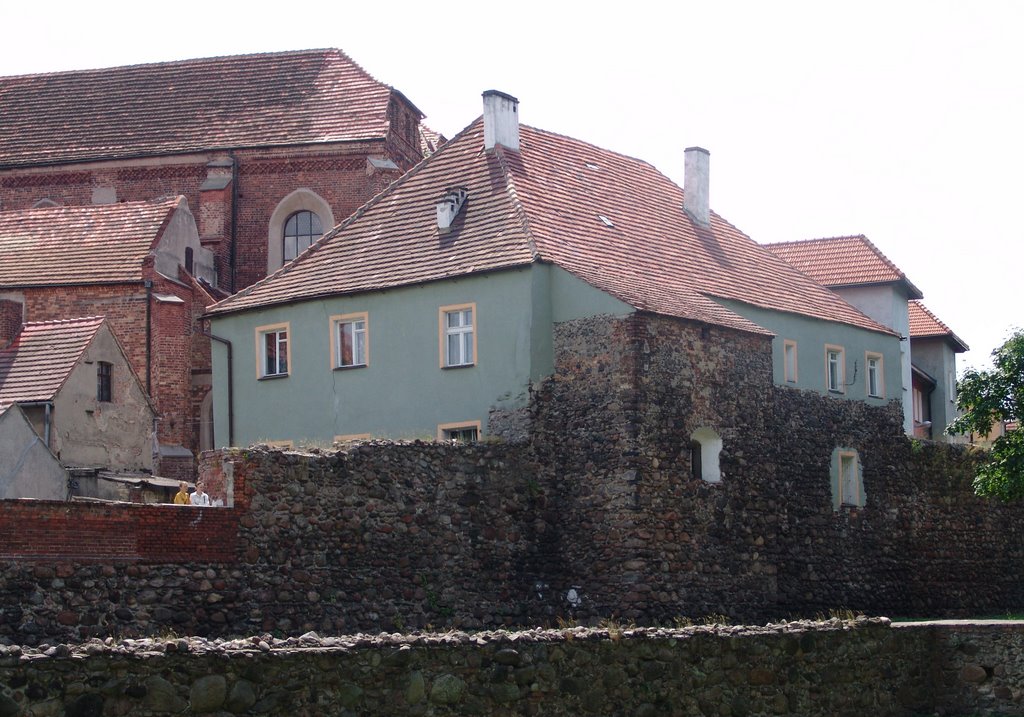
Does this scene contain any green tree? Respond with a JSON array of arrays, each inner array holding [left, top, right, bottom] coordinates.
[[947, 329, 1024, 499]]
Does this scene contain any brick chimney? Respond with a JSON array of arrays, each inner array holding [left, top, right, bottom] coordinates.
[[684, 146, 710, 227], [482, 90, 519, 152], [0, 298, 24, 349]]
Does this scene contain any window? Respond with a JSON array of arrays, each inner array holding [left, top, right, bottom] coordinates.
[[866, 352, 884, 398], [783, 340, 798, 384], [331, 313, 368, 369], [832, 448, 865, 509], [948, 371, 956, 403], [825, 345, 845, 393], [438, 421, 481, 443], [440, 303, 476, 367], [97, 362, 112, 402], [283, 210, 323, 263], [255, 323, 290, 378], [689, 427, 723, 483]]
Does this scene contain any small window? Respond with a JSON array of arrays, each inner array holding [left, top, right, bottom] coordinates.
[[184, 247, 194, 275], [826, 345, 845, 393], [783, 340, 798, 384], [832, 448, 865, 509], [440, 304, 476, 367], [438, 421, 481, 443], [256, 323, 290, 378], [689, 427, 723, 483], [866, 352, 884, 398], [331, 313, 368, 369], [948, 371, 956, 403], [283, 210, 323, 263], [97, 362, 112, 402]]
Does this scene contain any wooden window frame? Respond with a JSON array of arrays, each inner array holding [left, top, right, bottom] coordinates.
[[825, 344, 845, 394], [783, 339, 798, 384], [255, 322, 291, 379], [865, 351, 885, 398], [330, 312, 369, 370], [439, 303, 477, 368]]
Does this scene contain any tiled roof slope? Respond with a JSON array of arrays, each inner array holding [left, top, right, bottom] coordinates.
[[909, 300, 969, 352], [0, 197, 180, 287], [208, 120, 893, 337], [0, 317, 104, 409], [0, 49, 409, 168], [766, 235, 924, 299]]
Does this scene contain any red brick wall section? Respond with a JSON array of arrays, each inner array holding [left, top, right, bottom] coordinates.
[[0, 500, 239, 563], [0, 298, 22, 347]]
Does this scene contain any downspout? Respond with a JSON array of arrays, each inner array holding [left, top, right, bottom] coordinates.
[[229, 152, 239, 293], [144, 279, 153, 395], [199, 323, 234, 447]]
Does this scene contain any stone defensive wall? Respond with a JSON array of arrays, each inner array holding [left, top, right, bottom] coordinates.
[[0, 620, 1022, 716], [1, 313, 1022, 646]]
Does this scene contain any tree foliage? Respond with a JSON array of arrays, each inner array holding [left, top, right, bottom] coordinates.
[[947, 329, 1024, 500]]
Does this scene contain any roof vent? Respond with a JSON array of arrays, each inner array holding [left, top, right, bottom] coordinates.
[[436, 186, 468, 233], [482, 90, 520, 152], [683, 146, 710, 227]]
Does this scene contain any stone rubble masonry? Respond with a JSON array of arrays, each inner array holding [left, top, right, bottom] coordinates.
[[0, 312, 1022, 648], [0, 620, 1022, 716]]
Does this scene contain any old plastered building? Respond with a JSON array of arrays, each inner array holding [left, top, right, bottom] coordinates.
[[0, 48, 435, 293], [0, 198, 215, 477]]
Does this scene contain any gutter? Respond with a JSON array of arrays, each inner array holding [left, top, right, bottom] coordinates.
[[199, 323, 234, 447]]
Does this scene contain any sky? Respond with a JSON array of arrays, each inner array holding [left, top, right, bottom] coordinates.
[[3, 1, 1021, 370]]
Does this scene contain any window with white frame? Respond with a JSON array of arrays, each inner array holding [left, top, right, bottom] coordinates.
[[283, 210, 323, 263], [783, 340, 798, 384], [826, 345, 845, 393], [256, 323, 290, 378], [689, 427, 723, 483], [438, 421, 481, 443], [866, 352, 884, 398], [440, 304, 476, 367], [832, 448, 865, 509], [948, 371, 956, 403], [331, 313, 368, 369]]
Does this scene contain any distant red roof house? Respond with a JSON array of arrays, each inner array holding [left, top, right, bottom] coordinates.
[[765, 235, 923, 299], [0, 317, 155, 471], [909, 300, 969, 352], [0, 49, 434, 291], [0, 198, 217, 478]]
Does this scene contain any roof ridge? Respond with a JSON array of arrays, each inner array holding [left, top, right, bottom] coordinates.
[[523, 124, 660, 173], [0, 48, 347, 81]]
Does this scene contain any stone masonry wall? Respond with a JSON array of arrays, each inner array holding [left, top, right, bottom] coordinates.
[[5, 620, 1024, 717], [2, 312, 1024, 647]]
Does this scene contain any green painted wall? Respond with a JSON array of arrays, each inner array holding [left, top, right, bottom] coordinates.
[[210, 265, 632, 448], [715, 299, 903, 408]]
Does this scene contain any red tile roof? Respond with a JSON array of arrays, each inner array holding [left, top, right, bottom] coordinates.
[[765, 235, 923, 299], [0, 197, 181, 286], [0, 49, 415, 168], [909, 300, 969, 352], [208, 119, 893, 337], [0, 317, 105, 409]]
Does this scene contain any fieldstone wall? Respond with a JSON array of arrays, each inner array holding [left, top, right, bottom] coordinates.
[[4, 619, 1024, 717], [2, 312, 1024, 645]]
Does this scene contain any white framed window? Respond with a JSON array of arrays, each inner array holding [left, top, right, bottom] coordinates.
[[438, 421, 481, 443], [866, 352, 884, 398], [255, 323, 290, 378], [283, 210, 323, 263], [331, 313, 368, 369], [825, 345, 845, 393], [689, 427, 723, 483], [783, 340, 798, 384], [831, 448, 864, 510], [948, 371, 956, 403], [439, 303, 476, 368]]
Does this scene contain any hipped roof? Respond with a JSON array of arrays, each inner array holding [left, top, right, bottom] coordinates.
[[209, 118, 893, 338]]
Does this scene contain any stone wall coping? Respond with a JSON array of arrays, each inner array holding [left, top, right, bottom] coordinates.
[[0, 617, 892, 661]]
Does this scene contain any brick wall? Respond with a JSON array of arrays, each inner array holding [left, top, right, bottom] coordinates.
[[0, 297, 21, 347]]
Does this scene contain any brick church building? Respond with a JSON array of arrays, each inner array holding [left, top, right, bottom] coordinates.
[[0, 49, 437, 474]]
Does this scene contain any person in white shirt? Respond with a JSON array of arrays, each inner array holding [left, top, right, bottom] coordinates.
[[190, 481, 211, 506]]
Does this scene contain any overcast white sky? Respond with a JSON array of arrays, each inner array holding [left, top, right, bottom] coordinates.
[[4, 1, 1020, 369]]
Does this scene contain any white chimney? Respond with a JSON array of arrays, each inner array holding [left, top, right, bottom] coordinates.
[[683, 146, 710, 227], [436, 187, 468, 233], [482, 90, 519, 152]]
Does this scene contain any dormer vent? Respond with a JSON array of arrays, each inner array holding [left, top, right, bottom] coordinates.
[[436, 186, 468, 233], [482, 90, 520, 152]]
